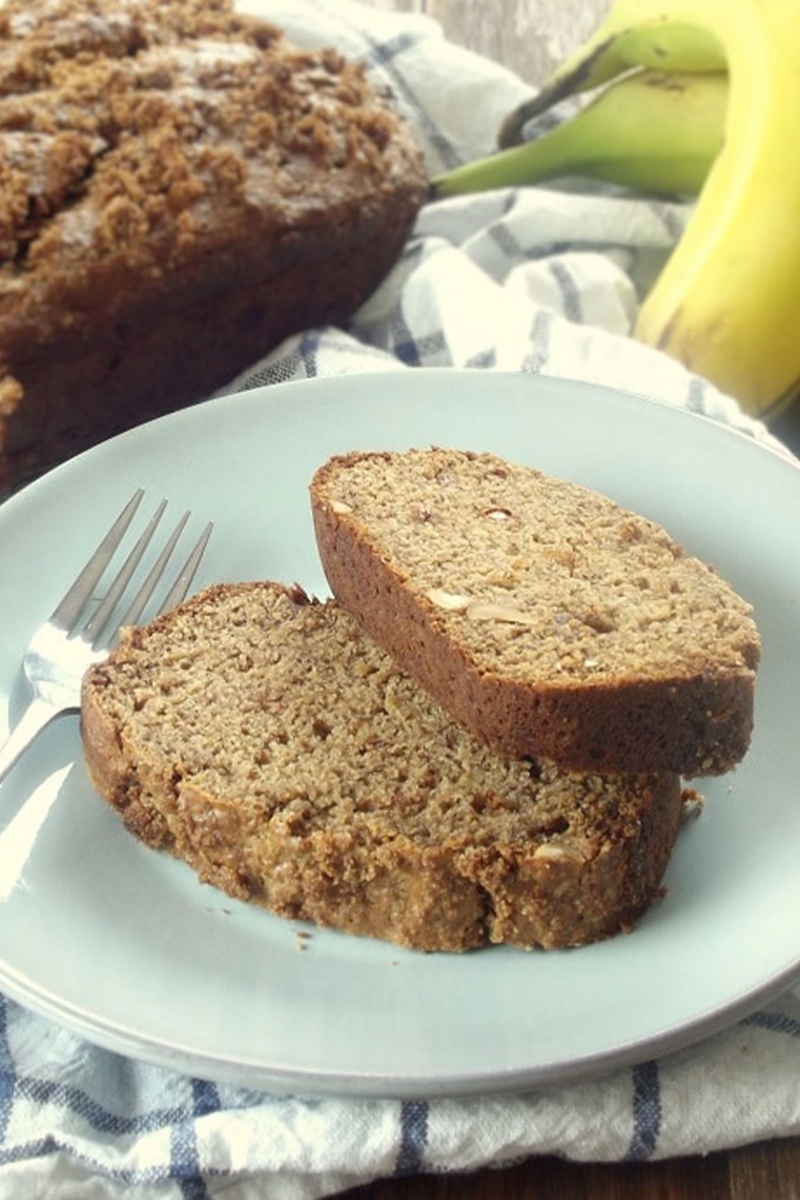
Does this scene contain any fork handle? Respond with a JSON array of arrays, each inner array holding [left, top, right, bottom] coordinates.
[[0, 697, 67, 787]]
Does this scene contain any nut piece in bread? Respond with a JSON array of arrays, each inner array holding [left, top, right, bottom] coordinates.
[[80, 581, 685, 952], [310, 448, 761, 775]]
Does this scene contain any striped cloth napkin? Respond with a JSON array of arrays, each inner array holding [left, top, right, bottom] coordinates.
[[2, 2, 799, 1198]]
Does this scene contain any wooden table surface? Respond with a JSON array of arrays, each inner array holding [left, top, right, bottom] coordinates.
[[351, 2, 800, 1198]]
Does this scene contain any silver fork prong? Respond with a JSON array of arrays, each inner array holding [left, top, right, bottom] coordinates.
[[81, 499, 168, 643], [157, 521, 214, 616], [50, 489, 145, 631], [112, 510, 191, 635]]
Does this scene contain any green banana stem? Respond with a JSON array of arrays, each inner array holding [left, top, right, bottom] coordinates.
[[431, 70, 727, 200], [498, 21, 725, 148]]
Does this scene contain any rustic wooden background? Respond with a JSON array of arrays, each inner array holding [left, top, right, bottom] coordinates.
[[360, 0, 611, 87]]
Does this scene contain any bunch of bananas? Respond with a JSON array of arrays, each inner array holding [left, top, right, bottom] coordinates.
[[431, 0, 800, 421]]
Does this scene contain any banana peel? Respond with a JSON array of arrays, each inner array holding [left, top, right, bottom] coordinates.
[[498, 22, 725, 149], [432, 70, 726, 200]]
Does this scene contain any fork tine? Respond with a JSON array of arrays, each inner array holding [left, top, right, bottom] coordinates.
[[50, 489, 144, 630], [110, 513, 213, 640], [156, 521, 214, 616], [115, 509, 190, 632], [81, 499, 168, 642]]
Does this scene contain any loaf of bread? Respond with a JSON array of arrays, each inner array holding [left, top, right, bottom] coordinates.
[[310, 448, 761, 776], [0, 0, 427, 493], [80, 581, 686, 952]]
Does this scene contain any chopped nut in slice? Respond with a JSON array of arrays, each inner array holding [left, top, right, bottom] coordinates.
[[427, 588, 472, 611], [532, 842, 586, 864], [465, 601, 535, 625]]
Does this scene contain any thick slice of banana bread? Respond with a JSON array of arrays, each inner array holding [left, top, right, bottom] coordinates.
[[310, 448, 761, 776], [80, 581, 685, 952]]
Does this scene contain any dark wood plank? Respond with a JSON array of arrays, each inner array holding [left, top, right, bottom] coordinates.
[[342, 1139, 800, 1200], [341, 1150, 731, 1200], [729, 1139, 800, 1200]]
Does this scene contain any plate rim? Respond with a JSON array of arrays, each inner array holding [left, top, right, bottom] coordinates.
[[1, 367, 798, 1098]]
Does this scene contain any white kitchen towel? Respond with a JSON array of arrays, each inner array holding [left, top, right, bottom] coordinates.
[[1, 2, 798, 1198]]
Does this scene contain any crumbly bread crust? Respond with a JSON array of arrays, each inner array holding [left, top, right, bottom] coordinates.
[[310, 448, 761, 776], [0, 0, 426, 492], [80, 581, 685, 952]]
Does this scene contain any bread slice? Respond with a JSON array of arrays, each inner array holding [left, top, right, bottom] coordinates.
[[80, 581, 685, 952], [310, 448, 761, 776]]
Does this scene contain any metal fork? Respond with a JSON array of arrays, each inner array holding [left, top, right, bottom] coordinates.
[[0, 490, 213, 785]]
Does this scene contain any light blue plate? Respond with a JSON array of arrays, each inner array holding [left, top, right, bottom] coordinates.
[[0, 369, 796, 1097]]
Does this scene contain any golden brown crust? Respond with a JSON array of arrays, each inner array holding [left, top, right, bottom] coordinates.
[[0, 0, 427, 492], [310, 448, 761, 776], [81, 580, 685, 953]]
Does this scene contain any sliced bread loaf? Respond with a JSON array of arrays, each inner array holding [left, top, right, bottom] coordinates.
[[310, 448, 761, 776], [0, 0, 426, 493], [80, 581, 685, 952]]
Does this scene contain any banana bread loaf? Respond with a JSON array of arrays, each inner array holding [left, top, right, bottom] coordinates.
[[80, 581, 686, 952], [0, 0, 427, 493], [310, 448, 761, 776]]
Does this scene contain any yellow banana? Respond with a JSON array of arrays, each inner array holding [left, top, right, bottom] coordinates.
[[502, 0, 800, 420], [432, 70, 726, 200], [633, 0, 800, 418]]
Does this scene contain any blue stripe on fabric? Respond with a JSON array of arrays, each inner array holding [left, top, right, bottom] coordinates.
[[180, 1180, 211, 1200], [312, 0, 460, 169], [489, 222, 525, 263], [1, 1133, 183, 1187], [170, 1116, 204, 1197], [395, 1099, 429, 1175], [466, 347, 497, 369], [625, 1061, 662, 1161], [17, 1074, 183, 1138], [521, 309, 554, 375], [299, 330, 320, 378], [2, 1055, 219, 1194], [742, 1010, 800, 1039], [547, 259, 583, 324], [391, 321, 448, 367], [0, 996, 15, 1147], [370, 31, 423, 66], [391, 309, 421, 365], [191, 1078, 221, 1119], [168, 1079, 221, 1200]]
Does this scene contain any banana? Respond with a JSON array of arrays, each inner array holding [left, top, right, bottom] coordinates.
[[500, 0, 800, 420], [432, 70, 726, 200], [498, 16, 726, 149], [633, 0, 800, 418]]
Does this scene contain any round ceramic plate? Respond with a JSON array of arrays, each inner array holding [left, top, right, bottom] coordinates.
[[0, 370, 797, 1098]]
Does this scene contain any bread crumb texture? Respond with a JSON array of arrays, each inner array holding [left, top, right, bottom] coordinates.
[[81, 581, 686, 953], [310, 448, 761, 774], [0, 0, 426, 490]]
